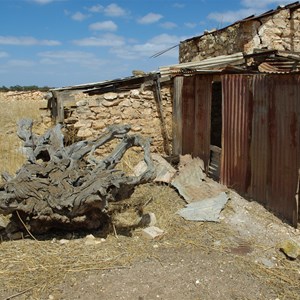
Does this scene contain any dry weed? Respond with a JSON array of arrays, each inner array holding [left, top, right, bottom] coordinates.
[[0, 96, 46, 179]]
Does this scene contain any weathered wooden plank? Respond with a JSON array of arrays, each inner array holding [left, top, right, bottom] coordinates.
[[172, 76, 183, 155]]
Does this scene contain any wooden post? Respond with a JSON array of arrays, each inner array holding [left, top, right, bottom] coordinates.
[[52, 91, 65, 124], [153, 75, 171, 155], [172, 76, 183, 155]]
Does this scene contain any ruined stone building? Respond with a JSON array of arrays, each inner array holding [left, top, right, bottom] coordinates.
[[47, 2, 300, 227], [179, 2, 300, 62]]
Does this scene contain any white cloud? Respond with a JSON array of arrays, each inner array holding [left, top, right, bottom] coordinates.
[[173, 3, 185, 8], [208, 0, 293, 24], [185, 22, 197, 28], [208, 8, 258, 23], [38, 51, 107, 69], [0, 36, 60, 46], [111, 33, 184, 59], [30, 0, 54, 4], [104, 3, 126, 17], [7, 59, 35, 67], [241, 0, 292, 9], [72, 12, 90, 21], [160, 22, 177, 29], [138, 13, 163, 24], [72, 34, 125, 47], [0, 51, 9, 58], [89, 21, 117, 31], [30, 0, 63, 4], [86, 4, 103, 13]]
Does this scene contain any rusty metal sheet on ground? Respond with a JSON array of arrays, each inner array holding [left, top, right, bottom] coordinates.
[[177, 192, 229, 222], [171, 157, 206, 203]]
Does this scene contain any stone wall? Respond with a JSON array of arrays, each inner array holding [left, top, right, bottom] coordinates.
[[179, 7, 300, 62], [62, 83, 173, 154], [0, 91, 46, 102]]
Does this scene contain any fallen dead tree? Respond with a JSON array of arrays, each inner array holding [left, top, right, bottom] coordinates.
[[0, 119, 155, 235]]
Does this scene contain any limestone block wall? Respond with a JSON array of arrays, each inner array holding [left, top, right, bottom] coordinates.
[[179, 7, 300, 63], [63, 84, 173, 154]]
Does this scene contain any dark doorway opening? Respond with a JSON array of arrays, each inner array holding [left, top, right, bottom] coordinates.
[[209, 81, 222, 180], [210, 81, 222, 148]]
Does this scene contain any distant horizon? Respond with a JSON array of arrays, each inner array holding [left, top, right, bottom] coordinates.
[[0, 0, 293, 87]]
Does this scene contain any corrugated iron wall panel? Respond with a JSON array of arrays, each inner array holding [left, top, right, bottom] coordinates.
[[193, 75, 213, 171], [174, 72, 299, 226], [221, 74, 252, 193], [264, 75, 300, 225], [250, 75, 270, 205], [221, 74, 300, 226], [181, 76, 196, 155]]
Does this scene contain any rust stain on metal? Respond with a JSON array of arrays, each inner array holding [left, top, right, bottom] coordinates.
[[173, 72, 299, 226], [250, 75, 270, 205], [181, 76, 196, 155], [180, 75, 213, 171], [221, 74, 252, 194], [221, 74, 300, 226], [193, 75, 213, 172], [265, 75, 300, 226]]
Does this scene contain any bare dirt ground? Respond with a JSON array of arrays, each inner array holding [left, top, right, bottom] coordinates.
[[0, 93, 299, 300]]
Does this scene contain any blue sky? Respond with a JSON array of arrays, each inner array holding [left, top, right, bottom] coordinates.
[[0, 0, 293, 87]]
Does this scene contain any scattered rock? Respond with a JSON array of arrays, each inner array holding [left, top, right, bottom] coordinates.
[[59, 239, 69, 245], [256, 257, 276, 268], [172, 157, 206, 203], [84, 234, 103, 245], [141, 226, 164, 239], [177, 192, 229, 222], [279, 239, 300, 259]]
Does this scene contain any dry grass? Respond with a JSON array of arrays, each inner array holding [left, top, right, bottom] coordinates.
[[0, 183, 299, 299], [0, 94, 299, 299], [0, 96, 45, 179]]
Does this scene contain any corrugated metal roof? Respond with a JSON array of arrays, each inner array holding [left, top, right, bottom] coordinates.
[[258, 59, 300, 73], [160, 52, 245, 76], [160, 50, 300, 77], [51, 72, 158, 93]]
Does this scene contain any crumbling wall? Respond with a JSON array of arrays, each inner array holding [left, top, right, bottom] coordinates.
[[180, 7, 300, 63], [61, 84, 173, 154]]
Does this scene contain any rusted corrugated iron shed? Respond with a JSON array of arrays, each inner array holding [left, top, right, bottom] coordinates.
[[222, 74, 300, 226], [173, 73, 300, 227]]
